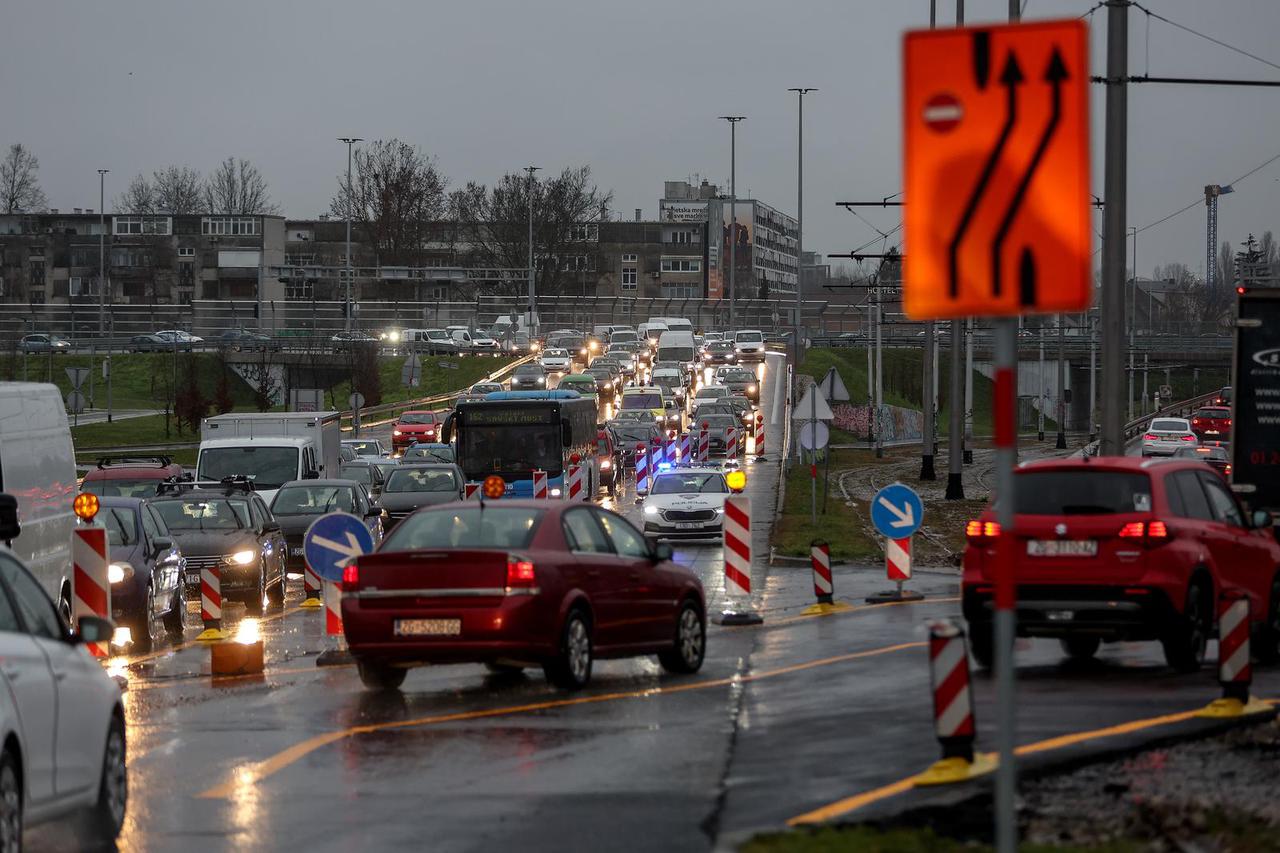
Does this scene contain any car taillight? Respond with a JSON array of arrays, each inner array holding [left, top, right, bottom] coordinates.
[[342, 562, 359, 590], [1192, 418, 1201, 425], [506, 554, 536, 588], [1180, 435, 1196, 442], [1143, 433, 1158, 441], [965, 520, 1001, 541], [1118, 520, 1170, 544], [1118, 521, 1145, 538], [1226, 464, 1233, 475]]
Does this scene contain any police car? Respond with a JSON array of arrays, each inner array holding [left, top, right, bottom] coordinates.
[[641, 466, 742, 541]]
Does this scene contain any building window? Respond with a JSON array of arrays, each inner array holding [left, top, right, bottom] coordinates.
[[667, 229, 695, 245], [661, 283, 698, 298], [567, 223, 599, 242], [201, 216, 259, 236], [563, 255, 592, 271], [621, 253, 638, 263], [113, 215, 172, 236], [29, 289, 44, 304], [660, 258, 701, 273], [177, 247, 195, 257], [28, 259, 44, 284], [176, 290, 193, 305], [286, 253, 315, 267], [178, 261, 195, 285], [286, 279, 314, 301], [621, 266, 637, 290]]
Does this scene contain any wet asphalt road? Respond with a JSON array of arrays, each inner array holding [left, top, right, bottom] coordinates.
[[31, 353, 1280, 852]]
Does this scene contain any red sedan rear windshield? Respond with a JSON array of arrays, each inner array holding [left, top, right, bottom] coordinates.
[[1193, 408, 1230, 419], [1011, 470, 1152, 515], [382, 507, 545, 551], [399, 412, 438, 425]]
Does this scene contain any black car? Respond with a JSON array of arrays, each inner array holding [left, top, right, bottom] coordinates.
[[128, 334, 168, 353], [586, 366, 621, 400], [99, 496, 186, 652], [702, 341, 737, 365], [609, 423, 663, 468], [379, 464, 464, 529], [509, 363, 549, 391], [269, 479, 385, 572], [150, 481, 287, 613], [339, 460, 388, 500], [547, 333, 589, 366], [219, 328, 281, 352]]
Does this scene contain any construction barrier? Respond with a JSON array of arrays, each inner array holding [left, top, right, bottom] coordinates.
[[301, 564, 323, 609], [324, 579, 343, 636], [666, 432, 678, 467], [635, 444, 650, 494], [566, 464, 585, 501], [1199, 590, 1269, 718], [464, 482, 481, 500], [726, 426, 738, 460], [678, 432, 691, 465], [72, 526, 110, 658], [533, 469, 548, 499], [716, 495, 762, 625], [755, 411, 766, 458], [652, 437, 666, 469], [698, 426, 710, 463], [914, 619, 995, 786], [198, 564, 227, 641], [811, 540, 833, 605], [887, 537, 912, 581]]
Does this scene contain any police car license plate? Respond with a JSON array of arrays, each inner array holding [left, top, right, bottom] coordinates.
[[394, 618, 460, 637], [1027, 540, 1097, 557]]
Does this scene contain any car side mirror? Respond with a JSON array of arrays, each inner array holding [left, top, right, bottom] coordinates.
[[0, 494, 20, 544], [262, 520, 281, 533], [73, 615, 115, 646], [365, 507, 381, 519], [651, 541, 674, 563], [1252, 509, 1272, 530], [152, 535, 173, 553]]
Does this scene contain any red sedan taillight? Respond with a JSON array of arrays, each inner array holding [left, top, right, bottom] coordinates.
[[506, 554, 536, 589], [342, 561, 360, 591]]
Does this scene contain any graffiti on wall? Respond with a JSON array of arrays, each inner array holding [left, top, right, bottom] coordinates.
[[832, 403, 924, 442]]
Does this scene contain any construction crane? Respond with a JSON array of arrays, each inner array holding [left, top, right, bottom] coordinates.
[[1204, 183, 1234, 289]]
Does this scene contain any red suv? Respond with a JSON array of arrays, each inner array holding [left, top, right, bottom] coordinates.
[[1190, 406, 1232, 440], [391, 410, 443, 453], [962, 457, 1280, 672], [80, 455, 185, 497]]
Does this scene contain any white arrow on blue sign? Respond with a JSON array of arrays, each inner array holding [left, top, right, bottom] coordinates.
[[303, 512, 375, 582], [870, 482, 924, 539]]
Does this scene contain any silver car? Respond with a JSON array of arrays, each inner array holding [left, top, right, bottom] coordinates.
[[1141, 417, 1198, 457], [378, 463, 464, 529]]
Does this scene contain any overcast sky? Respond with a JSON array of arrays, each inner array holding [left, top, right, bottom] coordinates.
[[3, 0, 1278, 278]]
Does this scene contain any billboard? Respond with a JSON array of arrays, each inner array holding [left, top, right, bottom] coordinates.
[[720, 202, 754, 302], [660, 201, 709, 223]]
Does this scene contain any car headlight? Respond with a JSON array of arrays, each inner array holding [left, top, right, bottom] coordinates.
[[392, 429, 402, 436], [748, 385, 757, 393], [713, 507, 725, 515], [580, 348, 588, 355], [600, 459, 612, 470], [550, 488, 562, 497], [644, 505, 660, 515], [108, 562, 134, 584], [226, 549, 257, 566], [537, 377, 546, 385]]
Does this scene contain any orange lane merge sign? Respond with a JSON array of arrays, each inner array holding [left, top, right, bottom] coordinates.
[[903, 19, 1092, 320]]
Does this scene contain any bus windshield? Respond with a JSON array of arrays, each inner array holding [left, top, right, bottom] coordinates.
[[460, 424, 564, 475]]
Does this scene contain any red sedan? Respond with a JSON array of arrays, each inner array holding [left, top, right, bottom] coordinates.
[[962, 457, 1280, 672], [391, 410, 444, 452], [1189, 406, 1232, 440], [342, 500, 707, 690]]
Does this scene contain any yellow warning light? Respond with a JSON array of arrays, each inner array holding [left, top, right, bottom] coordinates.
[[73, 492, 100, 521]]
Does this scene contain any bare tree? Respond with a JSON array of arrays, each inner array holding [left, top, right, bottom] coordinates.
[[0, 144, 47, 213], [329, 139, 447, 266], [154, 166, 203, 213], [204, 157, 279, 215], [451, 165, 613, 297], [115, 173, 156, 214]]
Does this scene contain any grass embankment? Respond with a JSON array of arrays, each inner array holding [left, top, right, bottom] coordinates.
[[3, 352, 259, 410], [325, 355, 516, 411], [743, 826, 1143, 853], [772, 447, 885, 563]]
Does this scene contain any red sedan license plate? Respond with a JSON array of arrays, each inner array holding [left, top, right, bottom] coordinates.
[[394, 618, 461, 637], [1027, 540, 1098, 557]]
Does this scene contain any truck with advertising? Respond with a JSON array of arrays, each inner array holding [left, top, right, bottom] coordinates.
[[197, 411, 341, 505], [1230, 287, 1280, 513]]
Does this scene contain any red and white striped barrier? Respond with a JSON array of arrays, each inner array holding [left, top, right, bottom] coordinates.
[[666, 433, 677, 467], [811, 540, 833, 605], [716, 495, 762, 625], [887, 537, 912, 581], [1218, 591, 1250, 701], [678, 432, 691, 465], [532, 469, 548, 499], [725, 426, 738, 459], [200, 565, 223, 637], [698, 426, 710, 464], [324, 579, 343, 636], [652, 438, 666, 468], [928, 619, 976, 761], [565, 464, 585, 501], [635, 444, 650, 493], [302, 563, 323, 607], [464, 482, 482, 500], [72, 527, 110, 658]]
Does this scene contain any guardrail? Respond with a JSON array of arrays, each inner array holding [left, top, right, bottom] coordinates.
[[1077, 389, 1223, 456]]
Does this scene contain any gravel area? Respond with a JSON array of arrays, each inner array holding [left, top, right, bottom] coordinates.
[[1021, 719, 1280, 850]]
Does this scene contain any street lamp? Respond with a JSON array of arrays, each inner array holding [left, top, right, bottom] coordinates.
[[97, 169, 109, 337], [525, 166, 540, 332], [788, 89, 815, 367], [719, 116, 745, 330], [337, 137, 362, 331]]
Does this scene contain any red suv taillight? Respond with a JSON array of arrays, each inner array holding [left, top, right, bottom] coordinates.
[[965, 520, 1001, 542], [506, 554, 536, 588], [1118, 520, 1171, 545], [342, 562, 359, 591]]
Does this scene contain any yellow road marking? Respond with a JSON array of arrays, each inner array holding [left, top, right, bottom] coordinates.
[[768, 595, 960, 627], [112, 602, 304, 668], [787, 704, 1235, 826], [198, 640, 924, 799]]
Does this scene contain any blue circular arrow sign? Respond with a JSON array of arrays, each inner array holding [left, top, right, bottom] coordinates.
[[870, 482, 924, 540], [303, 512, 376, 582]]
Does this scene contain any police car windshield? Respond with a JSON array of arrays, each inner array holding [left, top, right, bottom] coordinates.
[[650, 473, 727, 495]]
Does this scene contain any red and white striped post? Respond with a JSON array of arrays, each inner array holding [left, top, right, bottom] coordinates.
[[678, 432, 691, 466], [651, 437, 665, 469], [532, 469, 548, 499], [698, 424, 710, 464], [198, 564, 226, 640], [888, 537, 912, 582], [928, 619, 976, 762], [464, 482, 481, 500], [754, 411, 766, 458], [72, 526, 110, 658], [565, 463, 585, 501], [324, 579, 343, 636], [725, 426, 738, 460], [1196, 589, 1268, 719], [810, 539, 833, 605], [666, 431, 678, 467], [634, 443, 650, 495], [716, 495, 762, 625], [301, 562, 323, 609]]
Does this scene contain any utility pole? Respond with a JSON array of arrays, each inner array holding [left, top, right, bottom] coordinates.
[[526, 166, 540, 331], [963, 318, 974, 463], [97, 169, 108, 337], [1099, 0, 1129, 456], [338, 137, 362, 332], [789, 89, 815, 369], [1038, 327, 1046, 441], [1056, 314, 1067, 449], [720, 117, 745, 330], [921, 1, 943, 482]]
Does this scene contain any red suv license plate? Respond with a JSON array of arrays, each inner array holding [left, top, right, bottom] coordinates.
[[1027, 540, 1098, 557]]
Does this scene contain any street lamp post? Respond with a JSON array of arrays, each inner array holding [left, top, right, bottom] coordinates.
[[719, 117, 745, 330], [338, 137, 362, 332], [98, 169, 109, 337], [788, 89, 816, 368], [526, 166, 540, 332]]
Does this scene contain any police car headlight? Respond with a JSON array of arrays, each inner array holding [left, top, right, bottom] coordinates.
[[227, 550, 257, 566], [644, 505, 660, 516], [108, 562, 134, 584]]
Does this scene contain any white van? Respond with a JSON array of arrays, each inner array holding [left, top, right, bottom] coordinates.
[[637, 321, 669, 347], [656, 330, 698, 375], [651, 317, 694, 333], [402, 328, 458, 354], [198, 412, 341, 506], [0, 384, 77, 611]]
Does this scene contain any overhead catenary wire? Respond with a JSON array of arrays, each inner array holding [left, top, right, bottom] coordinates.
[[1131, 2, 1280, 74]]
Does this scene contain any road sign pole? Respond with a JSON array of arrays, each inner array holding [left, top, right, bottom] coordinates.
[[1056, 313, 1068, 448], [921, 322, 936, 480], [874, 294, 883, 458], [993, 316, 1018, 853], [963, 318, 974, 463], [946, 318, 965, 498], [1099, 0, 1129, 456], [810, 388, 817, 524]]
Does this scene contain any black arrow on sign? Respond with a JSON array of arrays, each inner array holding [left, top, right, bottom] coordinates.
[[948, 47, 1023, 299], [991, 47, 1069, 305]]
